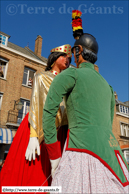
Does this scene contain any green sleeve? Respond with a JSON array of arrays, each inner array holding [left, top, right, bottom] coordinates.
[[43, 68, 77, 144], [110, 85, 115, 125]]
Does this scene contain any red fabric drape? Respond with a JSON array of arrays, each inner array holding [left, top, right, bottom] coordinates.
[[0, 114, 50, 194], [0, 113, 68, 193]]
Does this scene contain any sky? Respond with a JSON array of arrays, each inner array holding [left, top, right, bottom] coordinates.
[[1, 0, 129, 102]]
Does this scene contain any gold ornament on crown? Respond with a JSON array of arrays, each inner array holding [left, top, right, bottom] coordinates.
[[50, 44, 72, 57]]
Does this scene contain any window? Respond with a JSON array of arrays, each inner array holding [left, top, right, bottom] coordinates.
[[119, 105, 129, 115], [125, 107, 128, 114], [0, 58, 8, 79], [0, 35, 8, 46], [22, 67, 36, 87], [122, 106, 125, 113], [0, 93, 3, 110], [123, 150, 129, 163], [120, 123, 129, 137], [120, 105, 123, 113], [17, 99, 30, 124]]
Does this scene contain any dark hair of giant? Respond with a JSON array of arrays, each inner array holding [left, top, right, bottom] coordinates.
[[45, 52, 69, 71], [82, 47, 97, 64]]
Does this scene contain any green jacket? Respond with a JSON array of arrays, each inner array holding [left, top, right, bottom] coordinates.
[[43, 62, 129, 185]]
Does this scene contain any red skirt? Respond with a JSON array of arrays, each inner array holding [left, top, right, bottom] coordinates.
[[0, 113, 68, 189]]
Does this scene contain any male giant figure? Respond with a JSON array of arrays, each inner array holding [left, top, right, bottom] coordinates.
[[43, 34, 129, 193]]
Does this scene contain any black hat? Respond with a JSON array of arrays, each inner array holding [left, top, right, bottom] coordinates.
[[71, 33, 98, 54]]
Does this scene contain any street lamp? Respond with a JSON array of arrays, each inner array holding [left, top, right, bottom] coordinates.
[[13, 99, 23, 111]]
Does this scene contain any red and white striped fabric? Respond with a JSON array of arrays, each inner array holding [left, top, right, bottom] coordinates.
[[51, 143, 129, 193]]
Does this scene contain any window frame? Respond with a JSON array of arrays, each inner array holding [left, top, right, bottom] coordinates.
[[0, 35, 8, 46], [0, 57, 9, 79], [17, 98, 30, 124], [120, 122, 129, 137], [123, 150, 129, 163], [0, 93, 3, 110], [119, 105, 129, 115], [22, 67, 36, 87]]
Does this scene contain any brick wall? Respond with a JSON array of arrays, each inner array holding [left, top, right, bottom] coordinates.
[[0, 48, 46, 127], [112, 104, 129, 149]]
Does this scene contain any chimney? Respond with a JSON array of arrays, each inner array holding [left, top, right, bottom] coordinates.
[[114, 91, 118, 100], [35, 35, 43, 57], [94, 64, 99, 72]]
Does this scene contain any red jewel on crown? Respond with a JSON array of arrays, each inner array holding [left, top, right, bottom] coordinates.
[[60, 48, 62, 50], [65, 46, 67, 48], [64, 50, 66, 52]]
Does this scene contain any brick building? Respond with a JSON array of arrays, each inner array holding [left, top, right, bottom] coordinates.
[[0, 31, 47, 163], [112, 92, 129, 164]]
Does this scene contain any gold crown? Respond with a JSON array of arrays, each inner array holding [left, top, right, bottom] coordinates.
[[50, 44, 72, 57]]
